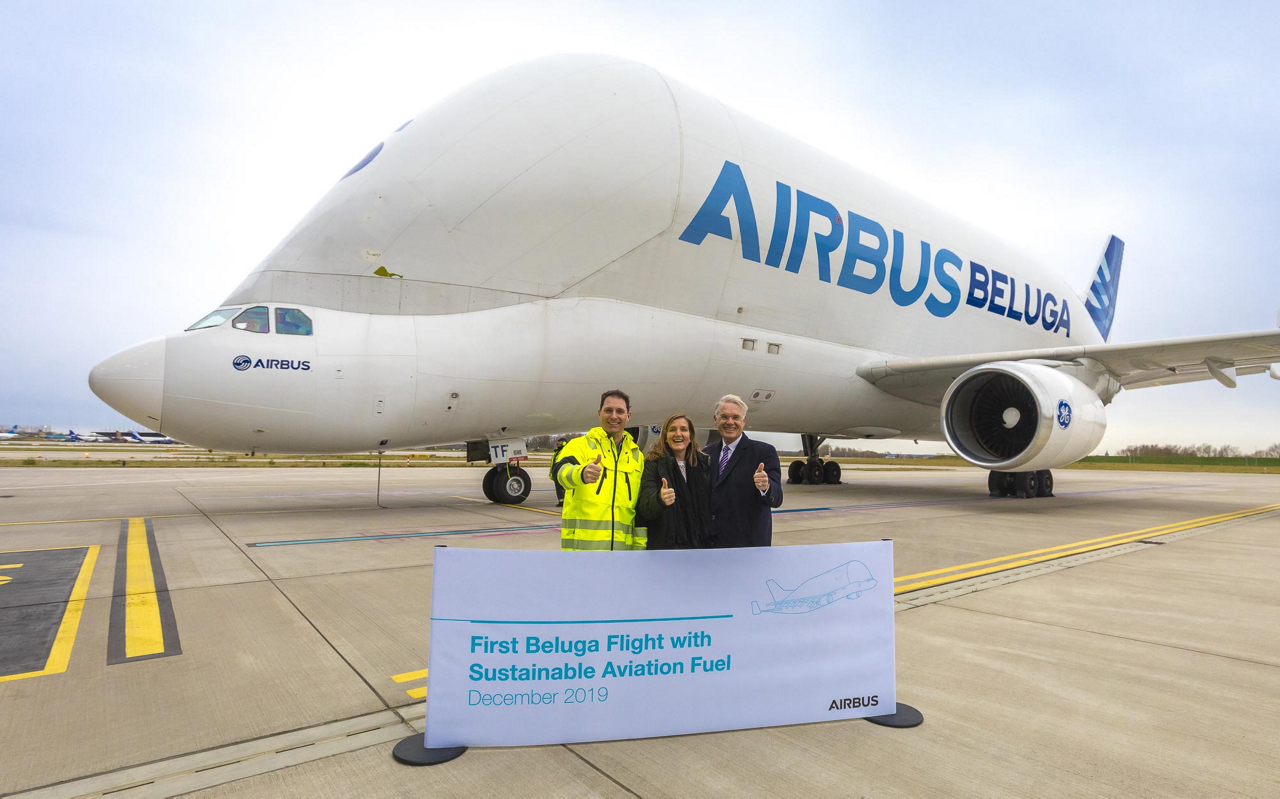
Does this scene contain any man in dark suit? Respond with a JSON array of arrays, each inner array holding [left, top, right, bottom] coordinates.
[[705, 394, 784, 547]]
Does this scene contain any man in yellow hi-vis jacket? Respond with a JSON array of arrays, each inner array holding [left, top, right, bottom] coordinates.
[[553, 389, 647, 551]]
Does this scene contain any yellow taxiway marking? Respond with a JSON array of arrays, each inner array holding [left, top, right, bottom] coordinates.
[[451, 495, 488, 503], [0, 513, 199, 527], [894, 503, 1280, 594], [0, 545, 100, 683], [500, 503, 559, 516], [0, 563, 21, 586], [392, 668, 429, 700], [124, 518, 165, 658], [392, 669, 429, 683]]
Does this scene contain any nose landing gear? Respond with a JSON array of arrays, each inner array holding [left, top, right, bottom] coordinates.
[[482, 463, 532, 504]]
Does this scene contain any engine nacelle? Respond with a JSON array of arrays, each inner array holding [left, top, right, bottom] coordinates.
[[942, 362, 1106, 472]]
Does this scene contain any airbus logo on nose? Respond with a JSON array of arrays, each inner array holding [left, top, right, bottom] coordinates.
[[233, 355, 252, 371]]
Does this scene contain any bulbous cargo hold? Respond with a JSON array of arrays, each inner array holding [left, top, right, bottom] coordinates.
[[941, 362, 1107, 472], [222, 54, 1068, 358]]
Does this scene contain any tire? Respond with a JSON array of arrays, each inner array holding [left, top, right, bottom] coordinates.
[[1035, 470, 1054, 497], [823, 460, 841, 484], [787, 460, 805, 484], [492, 466, 531, 504], [481, 466, 498, 502], [1014, 471, 1037, 499], [803, 460, 825, 485], [988, 470, 1004, 497]]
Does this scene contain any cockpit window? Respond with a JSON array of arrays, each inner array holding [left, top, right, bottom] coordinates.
[[187, 308, 241, 330], [232, 306, 270, 333], [275, 308, 313, 336]]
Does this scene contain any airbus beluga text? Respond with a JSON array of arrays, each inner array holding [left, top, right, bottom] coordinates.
[[89, 55, 1280, 504]]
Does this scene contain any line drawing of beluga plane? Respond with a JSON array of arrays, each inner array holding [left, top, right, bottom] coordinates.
[[751, 561, 878, 615]]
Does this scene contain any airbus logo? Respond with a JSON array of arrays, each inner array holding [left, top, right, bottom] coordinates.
[[232, 356, 311, 372], [1057, 400, 1073, 429], [679, 160, 1073, 337]]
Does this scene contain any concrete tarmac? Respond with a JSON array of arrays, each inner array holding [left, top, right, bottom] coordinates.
[[0, 465, 1276, 797]]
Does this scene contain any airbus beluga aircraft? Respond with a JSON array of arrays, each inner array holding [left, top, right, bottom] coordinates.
[[89, 55, 1280, 504]]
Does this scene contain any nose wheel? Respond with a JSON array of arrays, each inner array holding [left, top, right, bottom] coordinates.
[[482, 464, 531, 504]]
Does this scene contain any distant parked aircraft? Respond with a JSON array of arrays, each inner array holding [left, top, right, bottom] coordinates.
[[0, 425, 18, 440], [129, 430, 181, 445]]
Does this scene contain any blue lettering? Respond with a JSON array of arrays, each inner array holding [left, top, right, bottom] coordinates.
[[677, 161, 760, 262], [784, 191, 843, 282], [836, 212, 888, 294], [966, 262, 990, 308], [253, 359, 264, 369], [1005, 277, 1023, 321], [988, 270, 1009, 316], [1023, 285, 1042, 325], [1056, 299, 1071, 337], [1042, 293, 1059, 330], [927, 248, 962, 317], [888, 232, 930, 307], [301, 360, 311, 371], [764, 182, 792, 267]]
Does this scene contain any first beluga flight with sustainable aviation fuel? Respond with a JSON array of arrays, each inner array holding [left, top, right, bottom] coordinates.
[[89, 55, 1280, 504]]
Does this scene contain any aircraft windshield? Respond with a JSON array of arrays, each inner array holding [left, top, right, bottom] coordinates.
[[186, 308, 241, 330], [232, 306, 270, 333], [275, 308, 313, 335]]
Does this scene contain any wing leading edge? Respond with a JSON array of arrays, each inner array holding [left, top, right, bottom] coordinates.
[[857, 329, 1280, 406]]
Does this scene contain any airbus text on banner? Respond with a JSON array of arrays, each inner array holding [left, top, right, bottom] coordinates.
[[424, 542, 895, 747]]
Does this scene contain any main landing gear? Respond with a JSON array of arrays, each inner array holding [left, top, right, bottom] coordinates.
[[988, 470, 1055, 499], [482, 463, 532, 504], [787, 434, 842, 485]]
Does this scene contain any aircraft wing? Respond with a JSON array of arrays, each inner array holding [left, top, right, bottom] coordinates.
[[857, 329, 1280, 405]]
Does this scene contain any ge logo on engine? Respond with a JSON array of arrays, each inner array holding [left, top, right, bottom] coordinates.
[[1056, 400, 1072, 429], [233, 355, 252, 371]]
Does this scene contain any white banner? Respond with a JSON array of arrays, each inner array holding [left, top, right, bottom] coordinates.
[[424, 541, 895, 747]]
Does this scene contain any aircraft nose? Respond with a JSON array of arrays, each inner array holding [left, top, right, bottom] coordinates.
[[89, 337, 166, 428]]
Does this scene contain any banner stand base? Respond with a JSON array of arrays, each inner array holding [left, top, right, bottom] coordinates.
[[865, 702, 923, 728], [392, 735, 467, 766]]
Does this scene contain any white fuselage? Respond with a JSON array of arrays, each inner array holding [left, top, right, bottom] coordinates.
[[89, 55, 1101, 454]]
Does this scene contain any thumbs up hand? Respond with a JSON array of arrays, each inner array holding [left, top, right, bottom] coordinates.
[[753, 462, 769, 491], [660, 477, 676, 506], [583, 454, 603, 484]]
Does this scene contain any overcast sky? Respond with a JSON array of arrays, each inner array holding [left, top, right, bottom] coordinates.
[[2, 1, 1278, 452]]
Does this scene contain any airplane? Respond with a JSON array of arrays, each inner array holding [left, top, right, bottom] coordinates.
[[751, 560, 877, 615], [0, 425, 18, 440], [129, 430, 180, 445], [87, 55, 1280, 505], [69, 429, 115, 443]]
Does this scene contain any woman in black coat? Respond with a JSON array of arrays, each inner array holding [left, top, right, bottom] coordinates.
[[637, 414, 716, 549]]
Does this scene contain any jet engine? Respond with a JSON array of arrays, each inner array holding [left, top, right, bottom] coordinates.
[[941, 361, 1106, 472]]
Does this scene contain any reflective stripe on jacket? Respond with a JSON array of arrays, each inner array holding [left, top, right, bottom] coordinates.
[[553, 427, 647, 551]]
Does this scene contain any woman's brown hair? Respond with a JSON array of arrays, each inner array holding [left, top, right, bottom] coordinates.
[[647, 414, 705, 466]]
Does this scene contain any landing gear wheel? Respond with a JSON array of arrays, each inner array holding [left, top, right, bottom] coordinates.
[[1014, 471, 1038, 499], [823, 460, 841, 484], [1035, 470, 1054, 497], [988, 471, 1004, 497], [481, 466, 498, 502], [787, 460, 805, 484], [803, 460, 825, 485], [492, 465, 531, 505]]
